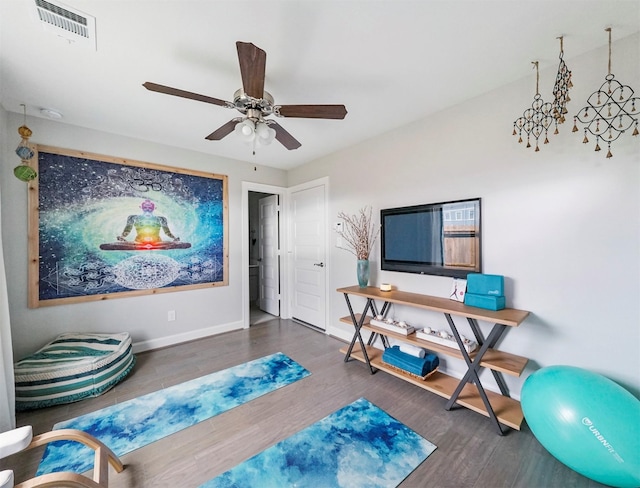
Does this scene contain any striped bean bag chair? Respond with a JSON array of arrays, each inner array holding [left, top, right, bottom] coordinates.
[[14, 332, 135, 411]]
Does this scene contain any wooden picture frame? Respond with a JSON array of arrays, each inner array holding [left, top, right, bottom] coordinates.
[[28, 145, 228, 308]]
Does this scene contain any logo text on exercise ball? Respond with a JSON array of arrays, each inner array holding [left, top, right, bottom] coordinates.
[[582, 417, 623, 463]]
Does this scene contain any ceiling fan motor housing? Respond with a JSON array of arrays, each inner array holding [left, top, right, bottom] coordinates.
[[233, 89, 275, 117]]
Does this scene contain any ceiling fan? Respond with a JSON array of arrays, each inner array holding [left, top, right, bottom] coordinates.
[[143, 41, 347, 151]]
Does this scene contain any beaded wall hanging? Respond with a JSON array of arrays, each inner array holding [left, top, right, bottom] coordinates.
[[572, 28, 639, 158], [552, 36, 572, 126], [513, 61, 555, 152], [13, 104, 37, 182]]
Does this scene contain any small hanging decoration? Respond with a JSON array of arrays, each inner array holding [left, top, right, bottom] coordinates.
[[13, 104, 38, 182], [572, 28, 639, 158], [513, 61, 555, 152], [551, 36, 573, 128]]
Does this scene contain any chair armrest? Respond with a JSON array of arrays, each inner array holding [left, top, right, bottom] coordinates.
[[0, 426, 32, 459], [0, 470, 14, 488], [26, 429, 124, 474]]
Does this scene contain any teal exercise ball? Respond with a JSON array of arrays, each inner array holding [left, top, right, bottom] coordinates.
[[522, 366, 640, 488]]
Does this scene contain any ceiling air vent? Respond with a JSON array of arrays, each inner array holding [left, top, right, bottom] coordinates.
[[34, 0, 96, 49]]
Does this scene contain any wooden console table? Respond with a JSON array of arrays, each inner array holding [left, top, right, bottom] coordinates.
[[338, 285, 530, 435]]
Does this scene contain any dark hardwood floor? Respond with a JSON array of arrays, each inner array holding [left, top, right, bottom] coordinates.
[[4, 319, 607, 487]]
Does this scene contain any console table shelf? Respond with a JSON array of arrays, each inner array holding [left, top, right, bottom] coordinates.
[[338, 285, 530, 435], [339, 315, 529, 376], [338, 286, 529, 326], [338, 344, 525, 430]]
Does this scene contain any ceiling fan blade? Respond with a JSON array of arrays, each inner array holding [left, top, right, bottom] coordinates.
[[270, 122, 301, 150], [143, 82, 230, 107], [276, 104, 348, 119], [236, 42, 266, 99], [205, 119, 240, 140]]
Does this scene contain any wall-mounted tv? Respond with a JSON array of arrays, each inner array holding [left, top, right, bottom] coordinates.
[[380, 198, 481, 278]]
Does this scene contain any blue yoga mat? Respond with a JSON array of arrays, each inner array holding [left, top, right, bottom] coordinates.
[[37, 352, 311, 475], [202, 397, 436, 488]]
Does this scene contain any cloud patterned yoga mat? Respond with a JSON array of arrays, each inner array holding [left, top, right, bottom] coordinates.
[[202, 397, 436, 488], [37, 352, 310, 475]]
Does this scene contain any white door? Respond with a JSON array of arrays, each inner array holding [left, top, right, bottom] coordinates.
[[290, 184, 326, 329], [259, 195, 280, 316]]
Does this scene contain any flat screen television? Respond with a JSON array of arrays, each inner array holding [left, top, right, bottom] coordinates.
[[380, 198, 481, 278]]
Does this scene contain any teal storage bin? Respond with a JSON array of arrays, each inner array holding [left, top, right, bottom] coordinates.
[[466, 273, 504, 296], [464, 292, 505, 311]]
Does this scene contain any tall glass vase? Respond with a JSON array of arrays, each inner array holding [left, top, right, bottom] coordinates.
[[357, 259, 370, 288]]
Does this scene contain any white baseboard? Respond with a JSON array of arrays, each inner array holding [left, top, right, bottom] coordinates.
[[326, 325, 352, 343], [132, 320, 244, 354]]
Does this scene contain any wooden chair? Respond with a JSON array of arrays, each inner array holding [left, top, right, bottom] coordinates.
[[0, 426, 124, 488]]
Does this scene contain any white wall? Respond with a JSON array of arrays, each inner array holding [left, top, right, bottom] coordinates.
[[288, 33, 640, 398], [1, 34, 638, 400], [0, 115, 287, 359]]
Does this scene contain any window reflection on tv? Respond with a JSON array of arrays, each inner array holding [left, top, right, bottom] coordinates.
[[380, 198, 481, 278]]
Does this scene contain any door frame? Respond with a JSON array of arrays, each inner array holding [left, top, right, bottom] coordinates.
[[242, 182, 288, 329], [286, 177, 330, 331]]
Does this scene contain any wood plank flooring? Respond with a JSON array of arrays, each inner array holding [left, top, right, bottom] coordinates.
[[3, 318, 608, 487]]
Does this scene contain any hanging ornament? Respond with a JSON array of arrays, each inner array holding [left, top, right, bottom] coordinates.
[[551, 36, 572, 132], [513, 61, 555, 152], [14, 104, 38, 182], [572, 28, 639, 158]]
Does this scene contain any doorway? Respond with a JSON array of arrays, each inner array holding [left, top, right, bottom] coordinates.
[[242, 179, 328, 331], [248, 191, 280, 325], [243, 182, 287, 328]]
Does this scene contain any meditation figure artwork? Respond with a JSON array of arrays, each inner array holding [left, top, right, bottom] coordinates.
[[100, 199, 191, 250]]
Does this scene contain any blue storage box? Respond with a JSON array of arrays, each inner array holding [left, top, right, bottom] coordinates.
[[466, 273, 504, 296], [464, 292, 505, 311]]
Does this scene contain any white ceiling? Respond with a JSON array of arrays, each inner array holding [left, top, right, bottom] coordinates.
[[1, 1, 639, 170]]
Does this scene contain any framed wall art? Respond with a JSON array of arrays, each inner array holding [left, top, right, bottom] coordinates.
[[28, 145, 228, 308]]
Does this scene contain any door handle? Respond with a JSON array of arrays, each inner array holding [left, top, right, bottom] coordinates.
[[314, 262, 324, 267]]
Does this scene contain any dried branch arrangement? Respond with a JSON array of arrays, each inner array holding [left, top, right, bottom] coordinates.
[[336, 206, 380, 260]]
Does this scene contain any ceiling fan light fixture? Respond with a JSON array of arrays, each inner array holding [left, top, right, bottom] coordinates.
[[256, 122, 276, 145], [235, 117, 275, 147], [235, 119, 256, 141]]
